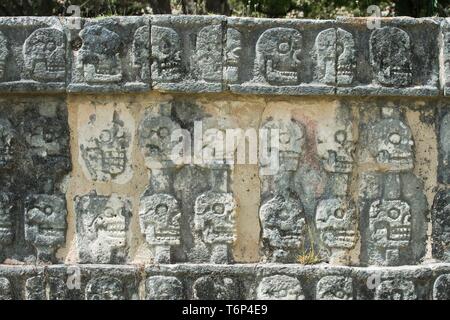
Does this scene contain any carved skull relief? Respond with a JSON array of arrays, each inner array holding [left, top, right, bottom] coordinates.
[[77, 25, 122, 83], [368, 117, 414, 171], [139, 193, 181, 246], [75, 192, 131, 263], [151, 26, 182, 82], [132, 25, 150, 82], [316, 198, 358, 250], [24, 194, 67, 259], [253, 28, 302, 85], [23, 28, 65, 82], [0, 31, 8, 80], [432, 190, 450, 261], [25, 276, 46, 300], [85, 277, 125, 300], [316, 276, 353, 300], [146, 276, 183, 300], [261, 117, 306, 171], [0, 277, 11, 300], [257, 275, 304, 300], [314, 28, 336, 85], [370, 27, 412, 86], [323, 129, 354, 174], [194, 191, 236, 245], [433, 274, 450, 300], [194, 25, 222, 82], [224, 28, 242, 84], [259, 195, 306, 261], [375, 279, 417, 300], [336, 28, 356, 85], [0, 192, 14, 245], [193, 276, 238, 300], [138, 111, 181, 169], [369, 199, 411, 259], [0, 119, 16, 169], [439, 112, 450, 183], [81, 111, 130, 181]]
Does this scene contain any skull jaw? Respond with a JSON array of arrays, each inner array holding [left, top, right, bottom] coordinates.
[[320, 229, 357, 249], [376, 150, 414, 171], [266, 59, 298, 86], [377, 66, 412, 86]]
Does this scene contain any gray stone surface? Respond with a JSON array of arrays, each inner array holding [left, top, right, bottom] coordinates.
[[432, 189, 450, 262], [67, 17, 149, 92]]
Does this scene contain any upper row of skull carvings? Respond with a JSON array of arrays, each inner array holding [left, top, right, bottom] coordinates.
[[0, 16, 442, 93]]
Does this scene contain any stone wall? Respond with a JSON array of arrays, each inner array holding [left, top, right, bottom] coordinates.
[[0, 15, 449, 300]]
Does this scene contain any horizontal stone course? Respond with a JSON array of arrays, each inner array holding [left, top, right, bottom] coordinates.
[[0, 16, 446, 96]]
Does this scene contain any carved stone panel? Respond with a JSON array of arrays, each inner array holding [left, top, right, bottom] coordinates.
[[79, 109, 134, 184], [432, 190, 450, 261], [24, 194, 67, 263], [193, 275, 239, 300], [438, 109, 450, 183], [145, 276, 183, 300], [316, 276, 353, 300], [374, 279, 417, 300], [256, 275, 304, 300], [0, 17, 67, 92], [150, 15, 224, 92], [433, 274, 450, 300], [75, 192, 132, 264], [68, 17, 149, 92], [0, 192, 14, 247], [85, 276, 125, 300], [0, 277, 12, 300]]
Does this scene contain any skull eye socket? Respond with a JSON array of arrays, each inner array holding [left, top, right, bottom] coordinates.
[[44, 206, 53, 215], [334, 208, 345, 219], [388, 208, 400, 219], [99, 130, 112, 142], [156, 204, 168, 215], [388, 133, 401, 145], [213, 203, 225, 215], [278, 42, 290, 54], [335, 291, 344, 299], [160, 38, 172, 55], [335, 130, 347, 144], [158, 127, 169, 138], [279, 132, 291, 144], [103, 207, 116, 217]]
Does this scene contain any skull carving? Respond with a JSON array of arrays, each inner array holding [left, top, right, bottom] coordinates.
[[439, 112, 450, 183], [316, 198, 357, 250], [369, 199, 412, 264], [151, 26, 182, 82], [146, 276, 183, 300], [139, 193, 181, 246], [138, 111, 181, 169], [375, 279, 417, 300], [259, 195, 306, 262], [81, 111, 130, 181], [0, 192, 14, 245], [314, 28, 336, 85], [253, 28, 302, 85], [370, 27, 412, 86], [85, 277, 125, 300], [323, 129, 354, 173], [257, 275, 305, 300], [132, 25, 150, 82], [194, 25, 222, 82], [75, 192, 131, 264], [24, 194, 67, 260], [368, 117, 414, 172], [0, 119, 16, 169], [337, 28, 356, 85], [261, 118, 306, 171], [224, 28, 242, 84], [193, 276, 238, 300], [316, 276, 353, 300], [77, 25, 122, 83], [23, 28, 66, 82], [0, 277, 12, 300], [194, 191, 236, 245], [433, 274, 450, 300], [432, 190, 450, 261], [25, 276, 46, 300], [0, 31, 8, 80]]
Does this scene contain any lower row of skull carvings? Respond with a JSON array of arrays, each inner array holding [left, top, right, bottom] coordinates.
[[1, 274, 449, 300]]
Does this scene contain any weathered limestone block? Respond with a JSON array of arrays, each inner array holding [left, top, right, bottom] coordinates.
[[0, 277, 11, 300], [440, 19, 450, 95], [78, 107, 134, 184], [433, 274, 450, 300], [336, 17, 439, 96], [0, 17, 67, 92], [145, 275, 184, 300], [438, 107, 450, 183], [0, 96, 70, 264], [316, 275, 353, 300], [227, 18, 335, 95], [67, 17, 149, 92], [150, 15, 225, 92], [374, 279, 418, 300], [432, 190, 450, 261], [75, 191, 132, 264], [193, 275, 239, 300], [359, 106, 428, 266], [256, 275, 305, 300]]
